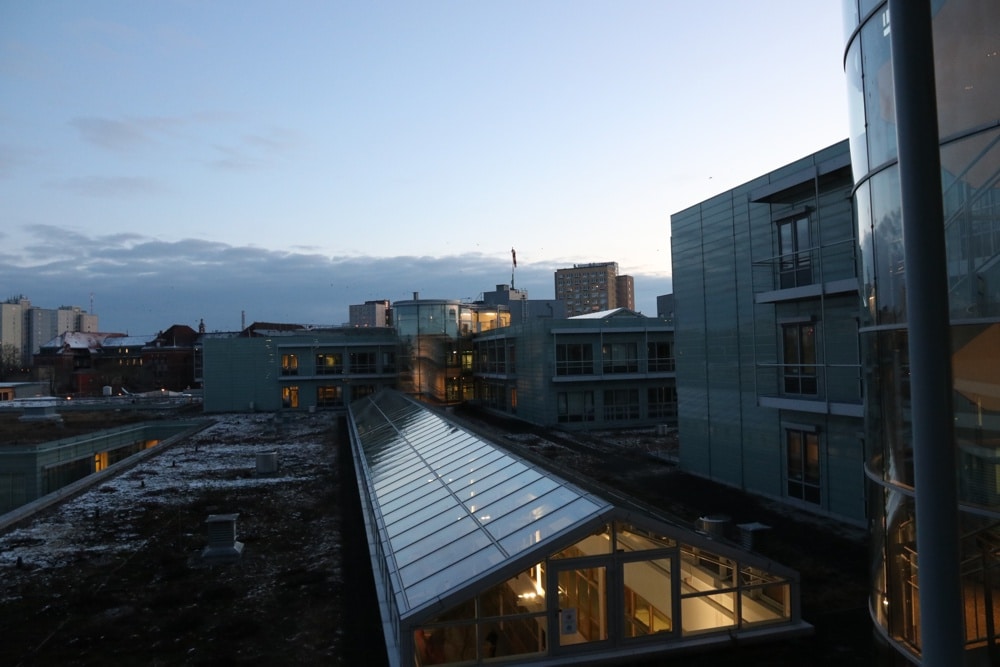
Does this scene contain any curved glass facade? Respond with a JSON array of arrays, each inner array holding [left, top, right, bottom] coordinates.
[[844, 0, 1000, 661]]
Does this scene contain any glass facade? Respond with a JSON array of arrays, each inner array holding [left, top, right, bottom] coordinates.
[[349, 390, 807, 666], [844, 0, 1000, 661]]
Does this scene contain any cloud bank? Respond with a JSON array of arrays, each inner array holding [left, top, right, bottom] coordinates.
[[2, 227, 672, 335]]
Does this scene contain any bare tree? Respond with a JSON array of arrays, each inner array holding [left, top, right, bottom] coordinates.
[[0, 343, 20, 381]]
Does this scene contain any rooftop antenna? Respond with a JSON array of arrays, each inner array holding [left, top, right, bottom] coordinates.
[[511, 247, 517, 290]]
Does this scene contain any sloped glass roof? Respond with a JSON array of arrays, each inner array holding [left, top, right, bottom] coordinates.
[[350, 390, 612, 615]]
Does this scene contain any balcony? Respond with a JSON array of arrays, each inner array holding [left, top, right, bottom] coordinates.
[[755, 363, 863, 417]]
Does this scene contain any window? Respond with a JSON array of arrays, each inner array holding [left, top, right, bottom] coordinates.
[[556, 343, 593, 376], [782, 322, 817, 395], [381, 350, 395, 373], [558, 391, 594, 423], [647, 386, 677, 420], [281, 386, 299, 408], [350, 351, 377, 374], [778, 215, 812, 288], [351, 384, 376, 401], [647, 341, 674, 372], [315, 353, 342, 375], [281, 354, 298, 376], [787, 428, 820, 504], [602, 342, 638, 373], [317, 385, 343, 407], [604, 389, 639, 421]]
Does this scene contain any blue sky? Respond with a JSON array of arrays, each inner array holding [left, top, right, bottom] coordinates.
[[1, 1, 850, 334]]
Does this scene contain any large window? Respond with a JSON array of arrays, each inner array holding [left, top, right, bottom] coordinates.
[[556, 343, 593, 376], [786, 428, 820, 504], [558, 391, 594, 423], [602, 342, 638, 373], [350, 351, 377, 374], [281, 354, 298, 376], [778, 215, 812, 288], [782, 322, 817, 395], [604, 389, 639, 421], [647, 386, 677, 420], [647, 341, 674, 372], [281, 385, 299, 409], [317, 385, 343, 407], [315, 353, 342, 375]]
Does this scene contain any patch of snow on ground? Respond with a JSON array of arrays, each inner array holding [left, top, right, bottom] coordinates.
[[0, 413, 332, 591]]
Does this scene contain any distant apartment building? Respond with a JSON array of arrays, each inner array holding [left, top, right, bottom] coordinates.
[[671, 139, 864, 524], [555, 262, 635, 316], [1, 297, 98, 368], [349, 299, 392, 327]]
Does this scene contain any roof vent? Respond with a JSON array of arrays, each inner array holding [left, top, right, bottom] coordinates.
[[201, 513, 244, 564], [737, 521, 771, 550], [256, 450, 279, 475], [696, 514, 731, 539]]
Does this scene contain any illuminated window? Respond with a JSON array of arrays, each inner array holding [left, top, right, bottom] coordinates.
[[317, 385, 342, 407], [281, 354, 298, 376], [315, 353, 342, 374], [281, 386, 299, 408]]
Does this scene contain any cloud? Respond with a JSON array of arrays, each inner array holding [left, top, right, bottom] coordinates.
[[70, 117, 154, 152], [1, 227, 672, 335], [47, 175, 161, 197]]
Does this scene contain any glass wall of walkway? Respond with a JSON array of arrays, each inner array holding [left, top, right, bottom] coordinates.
[[348, 390, 811, 666]]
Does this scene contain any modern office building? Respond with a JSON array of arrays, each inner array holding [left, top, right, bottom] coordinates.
[[392, 296, 510, 404], [472, 308, 676, 430], [201, 327, 398, 412], [671, 139, 865, 524], [348, 389, 810, 667], [843, 0, 1000, 662], [555, 263, 634, 316]]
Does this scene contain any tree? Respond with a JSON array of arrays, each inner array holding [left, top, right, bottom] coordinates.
[[0, 343, 20, 381]]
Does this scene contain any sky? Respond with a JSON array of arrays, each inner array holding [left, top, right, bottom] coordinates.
[[0, 1, 850, 335]]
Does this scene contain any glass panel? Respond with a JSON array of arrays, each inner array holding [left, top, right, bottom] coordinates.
[[484, 487, 578, 540], [404, 544, 506, 609], [464, 468, 539, 513], [680, 546, 736, 593], [499, 498, 600, 555], [413, 622, 476, 665], [552, 525, 613, 559], [933, 0, 1000, 139], [477, 476, 558, 522], [479, 614, 547, 661], [394, 516, 479, 563], [741, 584, 791, 626], [861, 6, 895, 168], [481, 565, 547, 616], [681, 592, 736, 635], [616, 522, 676, 552], [437, 448, 504, 481], [446, 455, 518, 497], [624, 558, 673, 638], [383, 494, 454, 536], [380, 478, 448, 516], [557, 565, 608, 645]]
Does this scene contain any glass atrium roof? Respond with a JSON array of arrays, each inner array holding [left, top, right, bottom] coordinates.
[[350, 390, 613, 616]]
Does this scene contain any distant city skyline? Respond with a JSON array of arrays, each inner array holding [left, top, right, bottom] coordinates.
[[1, 2, 848, 333]]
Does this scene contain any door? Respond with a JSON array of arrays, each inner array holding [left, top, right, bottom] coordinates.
[[547, 559, 610, 654]]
